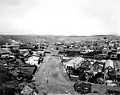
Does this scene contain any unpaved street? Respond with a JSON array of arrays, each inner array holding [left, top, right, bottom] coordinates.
[[35, 54, 74, 94]]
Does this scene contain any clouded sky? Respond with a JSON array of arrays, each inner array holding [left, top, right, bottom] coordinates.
[[0, 0, 120, 36]]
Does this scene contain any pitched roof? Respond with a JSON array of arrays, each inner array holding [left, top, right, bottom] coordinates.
[[105, 59, 114, 69], [64, 57, 84, 68], [0, 48, 11, 54]]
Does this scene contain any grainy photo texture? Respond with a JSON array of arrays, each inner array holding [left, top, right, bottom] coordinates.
[[0, 0, 120, 95]]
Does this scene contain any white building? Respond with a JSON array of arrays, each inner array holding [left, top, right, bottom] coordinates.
[[26, 56, 39, 67]]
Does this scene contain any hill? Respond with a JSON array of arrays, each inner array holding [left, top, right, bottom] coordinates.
[[0, 34, 119, 45]]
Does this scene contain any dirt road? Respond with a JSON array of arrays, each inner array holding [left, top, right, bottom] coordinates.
[[35, 54, 74, 94]]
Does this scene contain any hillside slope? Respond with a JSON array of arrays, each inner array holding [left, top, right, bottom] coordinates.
[[0, 35, 119, 45]]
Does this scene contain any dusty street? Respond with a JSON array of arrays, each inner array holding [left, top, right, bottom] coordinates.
[[35, 54, 74, 94]]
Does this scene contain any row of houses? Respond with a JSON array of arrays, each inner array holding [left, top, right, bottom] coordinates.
[[57, 37, 120, 59], [61, 56, 120, 87], [57, 37, 120, 94], [0, 41, 48, 95]]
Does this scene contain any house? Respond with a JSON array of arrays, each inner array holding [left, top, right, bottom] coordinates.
[[26, 56, 40, 67], [105, 59, 114, 70], [63, 57, 84, 69]]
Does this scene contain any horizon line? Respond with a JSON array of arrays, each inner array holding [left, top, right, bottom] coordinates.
[[0, 33, 119, 37]]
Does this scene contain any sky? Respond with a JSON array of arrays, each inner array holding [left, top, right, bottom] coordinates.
[[0, 0, 120, 36]]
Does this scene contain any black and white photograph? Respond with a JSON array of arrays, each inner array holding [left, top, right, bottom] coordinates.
[[0, 0, 120, 95]]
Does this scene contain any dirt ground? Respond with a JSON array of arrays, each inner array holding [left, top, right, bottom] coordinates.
[[35, 54, 75, 94]]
